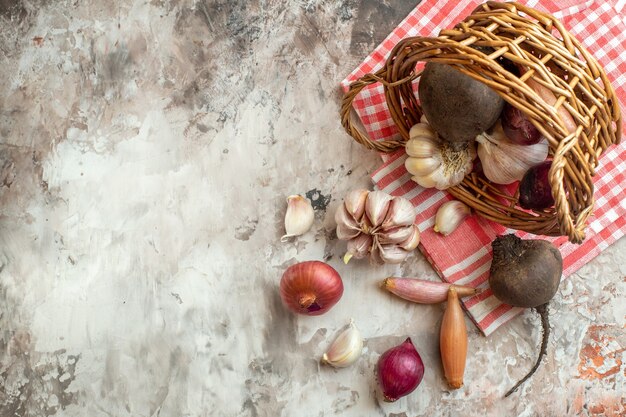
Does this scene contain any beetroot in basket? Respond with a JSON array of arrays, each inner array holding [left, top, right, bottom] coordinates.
[[341, 1, 621, 243]]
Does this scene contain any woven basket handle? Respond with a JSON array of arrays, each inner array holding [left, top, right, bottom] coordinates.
[[340, 71, 414, 153]]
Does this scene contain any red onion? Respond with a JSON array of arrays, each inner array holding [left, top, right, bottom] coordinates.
[[279, 261, 343, 316], [377, 338, 424, 402], [501, 102, 542, 145], [519, 161, 555, 210]]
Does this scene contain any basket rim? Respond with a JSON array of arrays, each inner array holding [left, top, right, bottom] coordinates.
[[339, 1, 622, 244]]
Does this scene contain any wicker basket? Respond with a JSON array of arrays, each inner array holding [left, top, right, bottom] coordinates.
[[340, 1, 621, 243]]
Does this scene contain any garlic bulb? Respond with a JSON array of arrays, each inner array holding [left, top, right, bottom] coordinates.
[[321, 319, 363, 368], [281, 195, 314, 242], [476, 121, 549, 185], [434, 200, 471, 236], [405, 118, 476, 190], [336, 190, 419, 265]]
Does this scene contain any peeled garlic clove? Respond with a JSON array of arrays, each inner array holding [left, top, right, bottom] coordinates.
[[365, 191, 393, 227], [379, 243, 409, 264], [281, 195, 314, 242], [378, 225, 414, 245], [382, 197, 416, 229], [344, 189, 369, 222], [343, 233, 372, 264], [335, 205, 361, 240], [399, 225, 420, 251], [434, 200, 471, 236], [405, 156, 441, 177], [321, 320, 363, 368]]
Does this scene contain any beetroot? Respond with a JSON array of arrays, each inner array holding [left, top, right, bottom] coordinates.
[[489, 234, 563, 396]]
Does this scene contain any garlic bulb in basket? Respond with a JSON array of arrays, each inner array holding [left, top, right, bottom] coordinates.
[[405, 118, 476, 190], [476, 121, 549, 185], [335, 190, 419, 265]]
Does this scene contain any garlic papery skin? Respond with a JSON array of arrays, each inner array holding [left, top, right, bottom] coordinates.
[[476, 121, 549, 185], [405, 121, 476, 190], [434, 201, 471, 236], [281, 195, 314, 242], [321, 320, 363, 368]]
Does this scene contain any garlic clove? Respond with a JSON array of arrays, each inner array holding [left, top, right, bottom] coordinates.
[[409, 122, 436, 140], [405, 156, 441, 177], [365, 191, 393, 228], [411, 174, 437, 189], [281, 195, 314, 242], [343, 233, 372, 263], [413, 167, 451, 190], [382, 197, 416, 229], [406, 137, 438, 158], [344, 189, 369, 222], [434, 200, 471, 236], [335, 205, 361, 240], [379, 243, 409, 264], [337, 222, 362, 241], [321, 319, 363, 368], [378, 225, 414, 245], [399, 225, 420, 251]]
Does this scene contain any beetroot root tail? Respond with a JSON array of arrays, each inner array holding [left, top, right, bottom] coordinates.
[[504, 303, 550, 397]]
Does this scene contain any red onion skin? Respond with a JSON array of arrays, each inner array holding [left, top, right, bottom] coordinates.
[[377, 338, 424, 402], [501, 102, 542, 145], [279, 261, 343, 316], [519, 161, 555, 210]]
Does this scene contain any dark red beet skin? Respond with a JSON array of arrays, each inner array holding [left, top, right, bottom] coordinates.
[[519, 161, 555, 210]]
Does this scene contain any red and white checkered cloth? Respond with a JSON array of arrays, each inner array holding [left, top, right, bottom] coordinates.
[[341, 0, 626, 336]]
